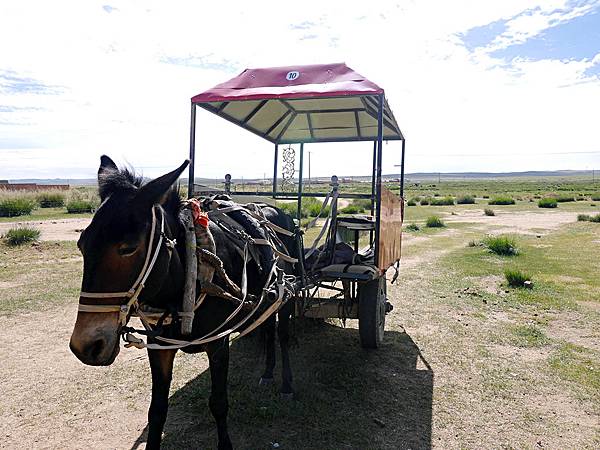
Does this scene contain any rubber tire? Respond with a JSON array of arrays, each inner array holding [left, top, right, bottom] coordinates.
[[358, 276, 386, 349]]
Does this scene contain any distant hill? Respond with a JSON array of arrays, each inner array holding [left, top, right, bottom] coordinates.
[[6, 169, 596, 185]]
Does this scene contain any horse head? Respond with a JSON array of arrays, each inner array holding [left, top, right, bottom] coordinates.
[[69, 155, 188, 366]]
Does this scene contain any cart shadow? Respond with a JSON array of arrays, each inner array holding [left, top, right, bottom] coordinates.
[[131, 322, 433, 450]]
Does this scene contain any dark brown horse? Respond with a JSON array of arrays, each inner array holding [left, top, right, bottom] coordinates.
[[69, 156, 296, 449]]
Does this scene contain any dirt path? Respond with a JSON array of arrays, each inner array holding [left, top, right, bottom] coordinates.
[[1, 209, 599, 449], [0, 218, 90, 241], [446, 209, 579, 234]]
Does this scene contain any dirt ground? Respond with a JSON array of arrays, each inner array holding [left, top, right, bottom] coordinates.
[[1, 208, 599, 449], [0, 218, 90, 241]]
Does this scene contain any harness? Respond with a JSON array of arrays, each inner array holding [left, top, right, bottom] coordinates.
[[77, 200, 296, 351]]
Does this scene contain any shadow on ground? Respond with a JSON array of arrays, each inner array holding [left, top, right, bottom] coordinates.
[[131, 321, 433, 450]]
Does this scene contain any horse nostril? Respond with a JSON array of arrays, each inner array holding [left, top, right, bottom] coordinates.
[[89, 339, 105, 360]]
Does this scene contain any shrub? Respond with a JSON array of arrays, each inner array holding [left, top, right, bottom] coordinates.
[[425, 216, 445, 228], [420, 197, 431, 206], [0, 197, 37, 217], [482, 195, 489, 199], [340, 204, 362, 214], [308, 202, 330, 218], [406, 223, 420, 231], [488, 196, 515, 205], [36, 190, 66, 208], [430, 196, 454, 206], [66, 189, 100, 214], [3, 226, 41, 246], [504, 268, 530, 287], [352, 199, 372, 211], [538, 197, 558, 209], [277, 201, 305, 219], [484, 208, 495, 216], [590, 214, 600, 223], [456, 195, 475, 205], [578, 214, 592, 222], [406, 200, 416, 207], [591, 194, 600, 201], [555, 195, 575, 203], [483, 235, 519, 256]]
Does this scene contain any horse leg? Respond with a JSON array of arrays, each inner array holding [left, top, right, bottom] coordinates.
[[259, 314, 276, 385], [207, 340, 233, 450], [147, 348, 177, 450], [277, 304, 294, 398]]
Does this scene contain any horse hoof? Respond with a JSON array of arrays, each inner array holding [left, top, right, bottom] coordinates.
[[280, 392, 294, 400], [259, 377, 274, 386]]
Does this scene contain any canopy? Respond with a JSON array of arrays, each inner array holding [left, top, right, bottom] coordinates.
[[191, 63, 403, 144]]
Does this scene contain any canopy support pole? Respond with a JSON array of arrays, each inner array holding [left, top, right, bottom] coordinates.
[[187, 103, 196, 199], [400, 139, 406, 199], [297, 143, 304, 222], [370, 140, 377, 215], [272, 144, 278, 199], [374, 94, 384, 268]]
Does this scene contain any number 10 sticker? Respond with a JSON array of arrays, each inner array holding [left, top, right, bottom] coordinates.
[[286, 71, 300, 81]]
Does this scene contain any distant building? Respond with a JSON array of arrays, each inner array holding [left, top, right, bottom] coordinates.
[[0, 182, 69, 191]]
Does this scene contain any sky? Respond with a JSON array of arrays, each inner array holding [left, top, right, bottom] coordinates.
[[0, 0, 599, 180]]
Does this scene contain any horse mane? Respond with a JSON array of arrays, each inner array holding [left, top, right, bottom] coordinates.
[[98, 167, 182, 217]]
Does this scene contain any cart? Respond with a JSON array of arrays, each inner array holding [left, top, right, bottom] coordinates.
[[188, 63, 406, 348]]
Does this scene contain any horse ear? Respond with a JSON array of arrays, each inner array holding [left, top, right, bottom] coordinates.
[[137, 160, 190, 206], [98, 155, 118, 179]]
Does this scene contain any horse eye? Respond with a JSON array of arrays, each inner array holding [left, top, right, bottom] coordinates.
[[118, 245, 138, 256]]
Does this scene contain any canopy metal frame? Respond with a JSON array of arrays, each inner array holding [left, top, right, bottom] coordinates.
[[187, 93, 405, 269]]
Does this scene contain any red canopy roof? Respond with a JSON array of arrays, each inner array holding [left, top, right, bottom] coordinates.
[[191, 63, 402, 144], [191, 63, 384, 103]]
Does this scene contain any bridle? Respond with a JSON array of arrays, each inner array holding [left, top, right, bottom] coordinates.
[[77, 205, 176, 327]]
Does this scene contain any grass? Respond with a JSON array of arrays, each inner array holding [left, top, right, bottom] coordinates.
[[3, 226, 41, 246], [405, 223, 420, 231], [456, 195, 475, 204], [504, 268, 530, 287], [484, 208, 495, 216], [577, 213, 600, 222], [0, 196, 37, 217], [482, 235, 519, 256], [430, 196, 454, 206], [549, 343, 600, 394], [538, 197, 558, 208], [555, 195, 575, 203], [488, 196, 515, 205], [509, 324, 549, 347], [36, 190, 66, 208], [425, 215, 445, 228], [66, 199, 97, 213]]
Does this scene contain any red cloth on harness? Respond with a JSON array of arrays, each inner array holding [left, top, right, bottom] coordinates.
[[187, 199, 209, 228]]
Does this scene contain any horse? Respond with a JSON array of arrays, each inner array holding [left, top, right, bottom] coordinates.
[[69, 155, 297, 450]]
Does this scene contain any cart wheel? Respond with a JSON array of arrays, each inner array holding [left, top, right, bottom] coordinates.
[[358, 276, 387, 349]]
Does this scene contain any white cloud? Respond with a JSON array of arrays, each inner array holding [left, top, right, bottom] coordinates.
[[0, 0, 598, 180]]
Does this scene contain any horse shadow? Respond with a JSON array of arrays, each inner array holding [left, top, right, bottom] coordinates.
[[130, 321, 433, 450]]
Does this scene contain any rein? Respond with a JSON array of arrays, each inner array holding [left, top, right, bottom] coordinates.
[[77, 205, 176, 327]]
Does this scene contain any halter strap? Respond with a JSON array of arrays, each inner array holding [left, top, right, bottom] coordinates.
[[77, 205, 172, 326]]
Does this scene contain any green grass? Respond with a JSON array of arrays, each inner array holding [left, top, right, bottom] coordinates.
[[549, 343, 600, 394], [3, 226, 41, 246], [554, 195, 575, 202], [509, 324, 549, 347], [578, 214, 593, 222], [538, 197, 558, 208], [36, 190, 66, 208], [483, 235, 519, 256], [488, 196, 515, 205], [425, 215, 445, 228], [339, 204, 363, 214], [456, 195, 475, 204], [405, 223, 420, 231], [430, 196, 454, 206], [504, 268, 530, 287], [0, 197, 37, 217], [66, 199, 97, 213]]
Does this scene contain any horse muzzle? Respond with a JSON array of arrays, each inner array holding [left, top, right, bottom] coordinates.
[[69, 311, 122, 366]]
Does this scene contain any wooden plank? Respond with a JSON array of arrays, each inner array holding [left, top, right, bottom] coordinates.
[[378, 187, 403, 270]]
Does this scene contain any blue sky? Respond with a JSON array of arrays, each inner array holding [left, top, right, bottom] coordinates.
[[0, 0, 599, 179]]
